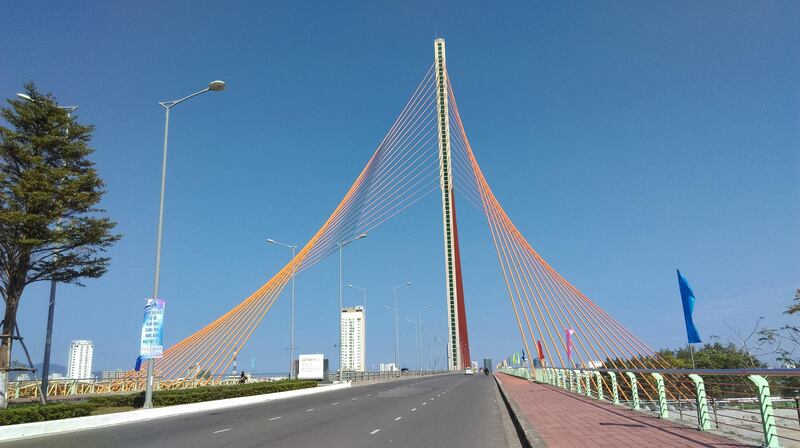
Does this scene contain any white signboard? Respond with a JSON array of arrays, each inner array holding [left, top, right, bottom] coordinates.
[[297, 354, 324, 380]]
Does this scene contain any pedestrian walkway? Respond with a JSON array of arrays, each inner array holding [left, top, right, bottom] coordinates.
[[498, 373, 753, 448]]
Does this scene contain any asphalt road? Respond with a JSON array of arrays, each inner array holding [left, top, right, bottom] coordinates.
[[4, 373, 521, 448]]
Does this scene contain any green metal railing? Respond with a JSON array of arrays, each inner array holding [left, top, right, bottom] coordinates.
[[499, 367, 800, 448]]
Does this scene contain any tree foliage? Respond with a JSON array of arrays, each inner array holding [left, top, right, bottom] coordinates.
[[0, 83, 120, 406]]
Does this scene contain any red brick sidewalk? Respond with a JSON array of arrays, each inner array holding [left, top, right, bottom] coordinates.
[[498, 373, 753, 448]]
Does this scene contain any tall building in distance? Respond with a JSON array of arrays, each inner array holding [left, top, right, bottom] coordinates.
[[340, 306, 365, 372], [67, 340, 94, 379]]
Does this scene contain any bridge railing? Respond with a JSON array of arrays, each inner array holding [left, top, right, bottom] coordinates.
[[499, 366, 800, 448], [334, 370, 450, 383]]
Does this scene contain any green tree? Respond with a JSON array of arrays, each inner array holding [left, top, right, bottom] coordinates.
[[757, 289, 800, 368], [0, 83, 120, 408]]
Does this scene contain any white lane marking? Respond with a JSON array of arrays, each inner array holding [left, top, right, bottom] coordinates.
[[411, 407, 417, 411], [422, 402, 427, 406], [269, 416, 282, 421], [213, 428, 231, 434], [331, 402, 339, 406], [367, 394, 372, 397], [352, 397, 359, 401], [306, 408, 315, 412], [370, 429, 381, 435], [394, 416, 403, 421]]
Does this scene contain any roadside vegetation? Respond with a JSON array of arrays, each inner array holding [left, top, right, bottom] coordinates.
[[0, 379, 316, 425]]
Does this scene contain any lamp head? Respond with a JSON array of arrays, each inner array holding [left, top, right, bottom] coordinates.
[[208, 80, 226, 92], [16, 93, 33, 102], [266, 239, 275, 244]]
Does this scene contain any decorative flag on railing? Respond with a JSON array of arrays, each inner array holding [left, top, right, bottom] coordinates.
[[677, 269, 702, 344], [536, 340, 544, 362], [521, 349, 526, 363], [565, 328, 575, 362]]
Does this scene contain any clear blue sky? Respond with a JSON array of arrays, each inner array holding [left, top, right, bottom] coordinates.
[[2, 1, 798, 372]]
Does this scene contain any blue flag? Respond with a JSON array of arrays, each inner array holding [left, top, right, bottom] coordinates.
[[677, 269, 702, 344], [134, 356, 142, 372]]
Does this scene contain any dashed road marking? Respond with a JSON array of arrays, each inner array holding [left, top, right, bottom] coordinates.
[[269, 416, 282, 421], [213, 429, 231, 434], [411, 408, 417, 412], [422, 402, 427, 406], [352, 397, 358, 401], [331, 402, 339, 406], [306, 408, 314, 412], [370, 429, 381, 435], [394, 416, 403, 421]]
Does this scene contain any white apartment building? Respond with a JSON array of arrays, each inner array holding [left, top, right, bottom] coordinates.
[[340, 306, 365, 372], [67, 340, 94, 379]]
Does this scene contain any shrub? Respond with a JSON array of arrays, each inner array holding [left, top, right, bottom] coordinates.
[[0, 403, 94, 426]]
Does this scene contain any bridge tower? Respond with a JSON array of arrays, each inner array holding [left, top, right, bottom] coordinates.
[[435, 38, 471, 370]]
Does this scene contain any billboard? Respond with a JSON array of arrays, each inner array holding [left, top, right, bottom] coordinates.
[[139, 298, 165, 359], [297, 354, 324, 380]]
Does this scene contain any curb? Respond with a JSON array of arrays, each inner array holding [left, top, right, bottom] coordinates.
[[494, 373, 547, 448], [0, 382, 351, 442]]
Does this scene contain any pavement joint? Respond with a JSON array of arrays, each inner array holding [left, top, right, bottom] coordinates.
[[370, 429, 381, 435]]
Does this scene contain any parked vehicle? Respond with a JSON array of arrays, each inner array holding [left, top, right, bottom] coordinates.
[[465, 368, 474, 375]]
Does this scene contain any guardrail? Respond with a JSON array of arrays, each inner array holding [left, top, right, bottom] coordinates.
[[334, 370, 450, 383], [7, 373, 294, 401], [498, 367, 800, 448], [8, 370, 453, 401]]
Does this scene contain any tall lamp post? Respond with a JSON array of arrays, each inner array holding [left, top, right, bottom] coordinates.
[[388, 282, 412, 368], [404, 318, 419, 370], [347, 284, 367, 369], [337, 234, 367, 379], [144, 80, 226, 409], [16, 93, 77, 403], [267, 239, 298, 379], [417, 305, 432, 371]]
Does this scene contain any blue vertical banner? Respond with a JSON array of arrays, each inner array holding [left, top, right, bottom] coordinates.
[[139, 298, 166, 359], [676, 270, 702, 344]]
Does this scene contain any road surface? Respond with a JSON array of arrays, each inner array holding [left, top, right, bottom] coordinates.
[[3, 373, 521, 448]]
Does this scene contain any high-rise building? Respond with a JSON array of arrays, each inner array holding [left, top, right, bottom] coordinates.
[[67, 340, 94, 379], [340, 306, 365, 372]]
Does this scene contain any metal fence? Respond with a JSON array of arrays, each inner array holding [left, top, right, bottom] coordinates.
[[8, 370, 452, 401], [499, 366, 800, 448]]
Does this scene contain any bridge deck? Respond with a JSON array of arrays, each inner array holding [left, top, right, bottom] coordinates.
[[498, 373, 752, 447]]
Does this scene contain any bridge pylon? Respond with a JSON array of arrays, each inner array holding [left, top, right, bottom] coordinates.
[[435, 38, 471, 371]]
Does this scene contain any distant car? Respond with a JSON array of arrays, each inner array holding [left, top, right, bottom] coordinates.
[[465, 368, 474, 375], [400, 367, 409, 373]]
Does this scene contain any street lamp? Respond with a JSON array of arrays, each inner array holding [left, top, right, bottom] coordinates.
[[144, 80, 226, 409], [405, 318, 419, 370], [337, 234, 367, 379], [16, 93, 78, 404], [389, 282, 412, 368], [347, 284, 367, 369], [417, 305, 432, 371], [267, 238, 299, 379]]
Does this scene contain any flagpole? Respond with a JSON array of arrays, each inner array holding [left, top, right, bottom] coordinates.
[[688, 343, 696, 369]]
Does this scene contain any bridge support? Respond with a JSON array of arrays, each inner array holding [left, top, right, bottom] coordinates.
[[625, 372, 640, 410], [651, 373, 669, 419], [688, 374, 711, 431], [435, 38, 471, 371], [593, 371, 604, 401], [608, 372, 619, 404], [749, 375, 780, 448], [584, 371, 592, 398]]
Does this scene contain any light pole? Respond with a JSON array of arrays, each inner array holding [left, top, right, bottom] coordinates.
[[347, 284, 367, 369], [389, 282, 411, 368], [144, 80, 226, 409], [337, 234, 367, 379], [405, 318, 419, 370], [267, 239, 298, 379], [417, 305, 432, 371], [16, 93, 78, 403]]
